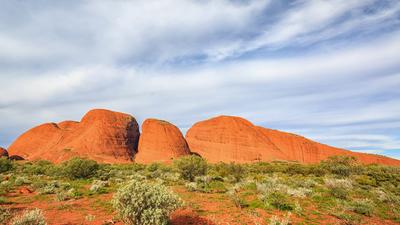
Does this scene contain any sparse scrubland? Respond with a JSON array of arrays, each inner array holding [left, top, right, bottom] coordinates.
[[0, 155, 399, 225]]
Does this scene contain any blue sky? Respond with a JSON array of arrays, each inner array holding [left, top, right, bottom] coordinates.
[[0, 0, 399, 159]]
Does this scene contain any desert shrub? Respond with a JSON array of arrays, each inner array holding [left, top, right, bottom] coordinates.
[[85, 214, 96, 222], [0, 196, 11, 204], [62, 157, 99, 179], [112, 180, 182, 225], [11, 208, 46, 225], [38, 181, 60, 194], [332, 211, 362, 225], [0, 158, 12, 173], [144, 163, 172, 179], [364, 165, 400, 186], [325, 178, 352, 199], [269, 212, 291, 225], [286, 163, 309, 176], [211, 162, 246, 182], [186, 176, 226, 193], [350, 199, 374, 216], [55, 191, 69, 201], [321, 156, 358, 177], [23, 160, 56, 176], [374, 189, 399, 204], [184, 182, 198, 192], [90, 180, 109, 193], [0, 181, 13, 194], [173, 155, 207, 181], [227, 186, 248, 209], [270, 192, 293, 211], [230, 193, 249, 209], [263, 191, 293, 211], [14, 177, 31, 186], [307, 165, 327, 177], [0, 207, 11, 224], [286, 187, 312, 198], [247, 162, 289, 174], [55, 188, 81, 201], [355, 175, 377, 187]]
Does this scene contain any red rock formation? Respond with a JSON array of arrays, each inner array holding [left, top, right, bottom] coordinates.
[[257, 127, 400, 166], [135, 119, 190, 164], [186, 115, 400, 166], [0, 147, 8, 158], [185, 116, 287, 163], [7, 109, 140, 163]]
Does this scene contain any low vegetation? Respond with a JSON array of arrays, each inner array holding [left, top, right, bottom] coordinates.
[[0, 156, 399, 224], [113, 179, 182, 225]]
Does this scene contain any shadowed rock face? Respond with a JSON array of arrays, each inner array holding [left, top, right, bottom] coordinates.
[[0, 147, 8, 158], [7, 109, 140, 163], [186, 115, 400, 166], [135, 119, 191, 164]]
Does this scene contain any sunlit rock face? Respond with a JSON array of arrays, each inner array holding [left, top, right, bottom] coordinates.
[[186, 115, 400, 166], [8, 109, 140, 163], [135, 119, 191, 164]]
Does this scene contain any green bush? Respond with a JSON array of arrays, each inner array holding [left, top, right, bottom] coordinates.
[[264, 192, 294, 211], [212, 162, 246, 182], [350, 199, 374, 216], [112, 180, 182, 225], [173, 155, 207, 181], [330, 187, 348, 200], [355, 175, 377, 187], [185, 176, 226, 193], [321, 156, 358, 177], [11, 208, 46, 225], [24, 160, 56, 176], [0, 158, 12, 173], [0, 207, 11, 224], [62, 157, 99, 179], [324, 178, 352, 200]]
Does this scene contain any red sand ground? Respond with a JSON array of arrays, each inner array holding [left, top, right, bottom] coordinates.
[[2, 186, 397, 225]]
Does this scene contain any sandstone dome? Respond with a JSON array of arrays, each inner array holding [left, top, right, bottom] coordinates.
[[7, 109, 140, 163], [256, 127, 400, 166], [135, 119, 191, 164], [185, 116, 288, 163], [186, 115, 400, 166]]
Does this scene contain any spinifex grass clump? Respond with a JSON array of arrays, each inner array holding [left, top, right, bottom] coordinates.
[[113, 179, 182, 225]]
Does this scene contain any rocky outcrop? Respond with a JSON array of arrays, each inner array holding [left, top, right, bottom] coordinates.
[[7, 109, 140, 163], [186, 115, 400, 166], [185, 116, 287, 163], [0, 147, 8, 158], [257, 127, 400, 166], [135, 119, 190, 164]]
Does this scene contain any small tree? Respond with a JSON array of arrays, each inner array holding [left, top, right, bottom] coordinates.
[[113, 180, 182, 225], [173, 155, 207, 181], [62, 157, 99, 179], [0, 158, 12, 173]]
